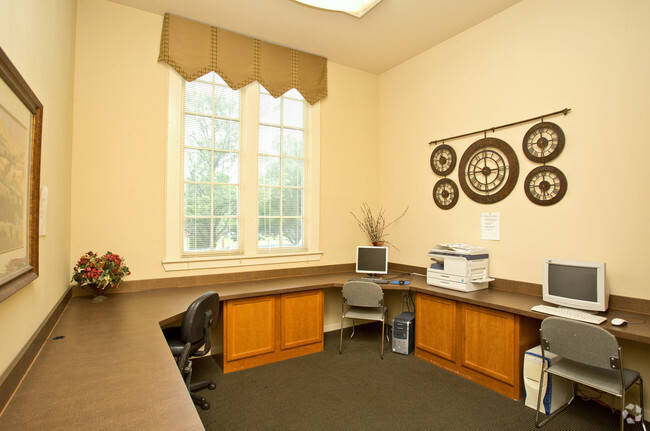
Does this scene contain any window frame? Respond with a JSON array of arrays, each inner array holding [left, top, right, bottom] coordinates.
[[163, 70, 321, 271]]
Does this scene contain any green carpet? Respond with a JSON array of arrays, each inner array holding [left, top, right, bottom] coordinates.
[[191, 323, 646, 430]]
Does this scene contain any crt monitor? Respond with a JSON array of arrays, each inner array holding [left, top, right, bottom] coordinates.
[[356, 246, 388, 276], [542, 258, 607, 312]]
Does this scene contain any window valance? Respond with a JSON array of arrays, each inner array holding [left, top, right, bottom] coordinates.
[[158, 13, 327, 104]]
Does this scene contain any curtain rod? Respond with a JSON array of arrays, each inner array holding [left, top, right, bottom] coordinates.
[[428, 108, 571, 145]]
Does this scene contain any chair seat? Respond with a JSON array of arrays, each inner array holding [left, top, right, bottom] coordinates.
[[548, 357, 640, 396], [343, 306, 385, 321], [162, 326, 186, 356]]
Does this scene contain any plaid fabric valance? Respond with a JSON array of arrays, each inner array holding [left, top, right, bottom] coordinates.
[[158, 13, 327, 104]]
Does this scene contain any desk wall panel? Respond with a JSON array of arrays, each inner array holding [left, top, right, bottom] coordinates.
[[415, 294, 456, 364], [225, 296, 276, 361], [415, 292, 539, 400], [280, 290, 324, 350], [460, 304, 516, 386], [223, 289, 324, 373]]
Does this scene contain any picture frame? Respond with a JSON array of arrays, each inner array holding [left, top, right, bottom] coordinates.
[[0, 47, 43, 303]]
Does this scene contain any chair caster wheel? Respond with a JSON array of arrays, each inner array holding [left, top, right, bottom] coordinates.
[[208, 382, 216, 390], [200, 401, 210, 410]]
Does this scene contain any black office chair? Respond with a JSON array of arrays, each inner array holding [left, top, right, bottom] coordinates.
[[163, 291, 220, 410]]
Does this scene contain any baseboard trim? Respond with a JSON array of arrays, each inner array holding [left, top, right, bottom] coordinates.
[[0, 286, 72, 413]]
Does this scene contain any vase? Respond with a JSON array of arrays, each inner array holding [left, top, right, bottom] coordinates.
[[372, 241, 385, 246], [85, 283, 108, 302], [92, 294, 108, 303]]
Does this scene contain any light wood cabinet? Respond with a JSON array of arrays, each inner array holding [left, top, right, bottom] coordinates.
[[223, 289, 323, 373], [225, 295, 276, 362], [415, 294, 457, 365], [280, 290, 324, 350], [415, 293, 538, 400]]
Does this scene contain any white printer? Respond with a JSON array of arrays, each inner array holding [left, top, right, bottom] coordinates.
[[426, 243, 493, 292]]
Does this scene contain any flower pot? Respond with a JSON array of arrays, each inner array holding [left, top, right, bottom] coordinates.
[[92, 294, 108, 303], [85, 283, 109, 302]]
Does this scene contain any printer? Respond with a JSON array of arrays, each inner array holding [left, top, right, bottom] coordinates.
[[426, 243, 493, 292]]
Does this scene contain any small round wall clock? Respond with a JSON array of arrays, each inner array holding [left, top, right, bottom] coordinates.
[[522, 122, 565, 163], [458, 137, 519, 204], [433, 178, 459, 210], [524, 165, 567, 206], [430, 144, 456, 176]]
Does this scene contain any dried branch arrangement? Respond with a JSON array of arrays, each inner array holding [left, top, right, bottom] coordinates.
[[350, 203, 408, 248]]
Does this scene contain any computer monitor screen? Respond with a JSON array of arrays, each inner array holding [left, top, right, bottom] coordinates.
[[542, 259, 607, 312], [356, 246, 388, 275]]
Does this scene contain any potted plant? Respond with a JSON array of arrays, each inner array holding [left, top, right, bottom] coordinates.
[[71, 251, 131, 302], [350, 203, 408, 248]]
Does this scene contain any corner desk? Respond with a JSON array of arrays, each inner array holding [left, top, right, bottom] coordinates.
[[1, 271, 649, 430]]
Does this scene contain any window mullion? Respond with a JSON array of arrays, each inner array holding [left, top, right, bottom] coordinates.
[[243, 84, 259, 253]]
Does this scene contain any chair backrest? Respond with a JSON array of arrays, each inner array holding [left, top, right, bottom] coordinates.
[[540, 316, 620, 369], [181, 291, 220, 346], [342, 281, 384, 307]]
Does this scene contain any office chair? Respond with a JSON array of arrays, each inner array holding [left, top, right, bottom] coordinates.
[[536, 316, 647, 431], [339, 281, 389, 359], [163, 291, 220, 410]]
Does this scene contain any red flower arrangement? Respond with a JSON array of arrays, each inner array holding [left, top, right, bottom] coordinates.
[[71, 251, 131, 295]]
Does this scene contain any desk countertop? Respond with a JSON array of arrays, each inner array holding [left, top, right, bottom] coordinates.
[[1, 272, 648, 430]]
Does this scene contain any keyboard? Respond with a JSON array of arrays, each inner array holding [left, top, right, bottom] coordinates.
[[349, 277, 389, 284], [531, 304, 607, 324]]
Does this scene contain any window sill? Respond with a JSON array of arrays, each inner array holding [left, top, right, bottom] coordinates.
[[162, 251, 323, 272]]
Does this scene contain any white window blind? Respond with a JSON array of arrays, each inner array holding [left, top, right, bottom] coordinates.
[[258, 88, 306, 250], [183, 72, 241, 253], [167, 70, 320, 269]]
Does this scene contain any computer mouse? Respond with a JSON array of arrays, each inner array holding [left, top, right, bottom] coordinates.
[[611, 318, 627, 326], [399, 280, 405, 285]]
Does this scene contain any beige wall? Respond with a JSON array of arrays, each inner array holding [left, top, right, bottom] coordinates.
[[0, 0, 76, 377], [380, 0, 650, 298], [378, 0, 650, 405], [71, 0, 379, 280], [71, 0, 379, 326]]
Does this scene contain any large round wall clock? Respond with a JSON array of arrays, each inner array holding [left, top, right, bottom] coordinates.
[[430, 144, 456, 176], [522, 121, 565, 163], [524, 165, 567, 206], [433, 178, 459, 210], [458, 137, 519, 204]]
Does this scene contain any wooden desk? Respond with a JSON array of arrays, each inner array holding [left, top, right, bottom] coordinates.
[[0, 272, 648, 430]]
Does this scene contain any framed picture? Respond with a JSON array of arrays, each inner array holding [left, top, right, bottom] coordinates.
[[0, 47, 43, 303]]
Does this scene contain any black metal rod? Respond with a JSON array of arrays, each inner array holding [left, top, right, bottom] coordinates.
[[428, 108, 571, 145]]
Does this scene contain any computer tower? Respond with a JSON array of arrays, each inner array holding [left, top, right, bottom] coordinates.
[[523, 345, 573, 414], [392, 312, 415, 355]]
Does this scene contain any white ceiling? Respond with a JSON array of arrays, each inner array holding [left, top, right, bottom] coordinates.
[[109, 0, 522, 74]]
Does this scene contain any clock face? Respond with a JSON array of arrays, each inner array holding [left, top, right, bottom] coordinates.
[[430, 144, 456, 176], [524, 165, 567, 206], [433, 178, 459, 210], [458, 138, 519, 204], [522, 122, 565, 163]]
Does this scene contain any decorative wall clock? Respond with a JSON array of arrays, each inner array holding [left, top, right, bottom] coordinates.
[[458, 137, 519, 204], [524, 165, 567, 206], [522, 122, 565, 163], [433, 178, 459, 210], [430, 144, 456, 176]]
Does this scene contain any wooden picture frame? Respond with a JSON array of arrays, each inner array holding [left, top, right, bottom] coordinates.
[[0, 47, 43, 303]]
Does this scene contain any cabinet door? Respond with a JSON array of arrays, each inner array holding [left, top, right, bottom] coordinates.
[[280, 290, 323, 350], [225, 295, 276, 362], [415, 293, 457, 363], [460, 303, 515, 385]]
